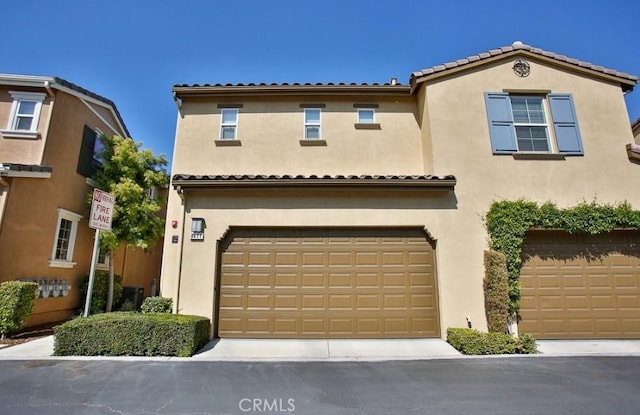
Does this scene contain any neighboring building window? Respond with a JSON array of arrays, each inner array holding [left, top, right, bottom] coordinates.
[[357, 109, 375, 124], [304, 109, 321, 139], [484, 92, 583, 155], [1, 92, 46, 138], [77, 125, 103, 178], [49, 209, 82, 268], [97, 248, 110, 269], [220, 109, 238, 140], [146, 186, 158, 199]]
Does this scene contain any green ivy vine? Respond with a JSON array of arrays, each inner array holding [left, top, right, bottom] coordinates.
[[485, 200, 640, 315]]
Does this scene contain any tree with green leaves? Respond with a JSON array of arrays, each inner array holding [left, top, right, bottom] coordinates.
[[90, 135, 168, 312]]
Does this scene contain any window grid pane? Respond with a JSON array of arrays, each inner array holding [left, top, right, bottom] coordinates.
[[305, 126, 320, 139], [305, 109, 320, 123], [516, 126, 550, 152], [358, 109, 375, 123], [17, 100, 36, 115], [221, 126, 236, 139], [15, 116, 34, 130], [55, 219, 73, 260]]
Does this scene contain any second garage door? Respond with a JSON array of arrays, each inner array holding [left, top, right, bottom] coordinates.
[[217, 228, 440, 338], [519, 230, 640, 339]]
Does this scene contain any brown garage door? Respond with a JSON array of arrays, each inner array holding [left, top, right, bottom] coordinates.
[[519, 230, 640, 339], [217, 228, 439, 338]]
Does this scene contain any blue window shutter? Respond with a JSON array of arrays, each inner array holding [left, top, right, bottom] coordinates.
[[484, 92, 517, 154], [548, 94, 583, 155]]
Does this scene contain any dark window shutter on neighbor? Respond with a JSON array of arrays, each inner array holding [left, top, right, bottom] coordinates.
[[484, 92, 517, 154], [77, 125, 96, 177], [548, 94, 584, 155]]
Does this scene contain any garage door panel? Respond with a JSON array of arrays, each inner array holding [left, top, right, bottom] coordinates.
[[218, 228, 439, 338], [520, 230, 640, 339]]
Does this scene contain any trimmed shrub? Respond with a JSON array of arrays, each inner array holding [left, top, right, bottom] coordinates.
[[0, 281, 39, 339], [447, 328, 537, 355], [79, 272, 123, 314], [53, 312, 210, 357], [141, 296, 173, 314], [483, 250, 510, 333]]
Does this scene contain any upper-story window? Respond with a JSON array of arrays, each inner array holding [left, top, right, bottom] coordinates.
[[484, 92, 583, 156], [77, 125, 104, 178], [304, 109, 321, 139], [220, 109, 238, 140], [1, 91, 46, 139], [357, 109, 375, 124]]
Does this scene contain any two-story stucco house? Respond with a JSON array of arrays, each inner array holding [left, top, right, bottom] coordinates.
[[161, 42, 640, 340], [0, 74, 163, 326]]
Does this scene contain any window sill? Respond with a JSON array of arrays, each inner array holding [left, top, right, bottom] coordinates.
[[0, 130, 40, 140], [48, 260, 76, 269], [96, 264, 110, 271], [299, 139, 327, 146], [512, 153, 566, 160], [354, 123, 381, 130], [215, 139, 241, 146]]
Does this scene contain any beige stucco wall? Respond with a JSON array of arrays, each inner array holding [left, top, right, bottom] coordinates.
[[0, 87, 53, 164], [161, 57, 639, 338], [418, 56, 640, 333], [172, 95, 424, 176]]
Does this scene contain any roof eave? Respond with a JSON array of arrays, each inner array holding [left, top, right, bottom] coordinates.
[[172, 177, 456, 192], [173, 85, 411, 98], [410, 50, 637, 94]]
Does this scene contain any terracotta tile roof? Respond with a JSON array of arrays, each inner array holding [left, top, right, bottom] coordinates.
[[172, 174, 456, 190], [0, 163, 53, 173], [0, 163, 53, 178], [411, 41, 638, 88]]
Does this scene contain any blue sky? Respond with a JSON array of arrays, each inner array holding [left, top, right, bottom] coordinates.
[[4, 0, 639, 167]]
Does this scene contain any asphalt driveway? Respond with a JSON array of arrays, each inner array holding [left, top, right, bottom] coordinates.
[[1, 357, 638, 415]]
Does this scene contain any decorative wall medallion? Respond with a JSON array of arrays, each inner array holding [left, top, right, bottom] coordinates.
[[513, 59, 530, 77]]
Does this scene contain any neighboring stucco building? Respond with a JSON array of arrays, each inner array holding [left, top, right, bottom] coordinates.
[[630, 117, 640, 163], [161, 42, 640, 340], [0, 74, 163, 326]]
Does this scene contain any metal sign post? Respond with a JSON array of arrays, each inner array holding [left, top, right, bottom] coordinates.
[[82, 189, 115, 317]]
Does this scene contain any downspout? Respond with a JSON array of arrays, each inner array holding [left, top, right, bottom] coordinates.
[[0, 176, 10, 239], [173, 92, 183, 117], [39, 80, 56, 165], [174, 187, 186, 314]]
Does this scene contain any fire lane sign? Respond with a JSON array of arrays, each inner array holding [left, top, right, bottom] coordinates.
[[89, 188, 115, 231]]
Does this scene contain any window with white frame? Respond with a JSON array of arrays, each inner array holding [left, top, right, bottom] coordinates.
[[510, 96, 549, 152], [49, 209, 82, 268], [484, 92, 583, 156], [2, 92, 46, 138], [97, 248, 110, 269], [220, 109, 238, 140], [304, 109, 321, 139], [357, 109, 375, 124]]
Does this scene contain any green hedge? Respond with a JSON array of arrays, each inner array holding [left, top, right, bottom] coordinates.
[[141, 296, 173, 313], [483, 250, 509, 333], [0, 281, 39, 338], [447, 328, 537, 355], [53, 312, 210, 357], [79, 271, 123, 314]]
